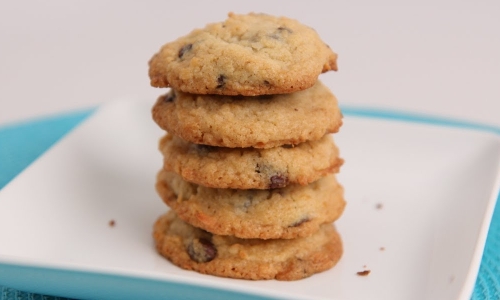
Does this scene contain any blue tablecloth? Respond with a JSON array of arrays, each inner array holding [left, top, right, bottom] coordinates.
[[0, 110, 499, 300]]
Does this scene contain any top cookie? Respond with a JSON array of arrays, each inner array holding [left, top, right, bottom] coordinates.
[[148, 12, 338, 95]]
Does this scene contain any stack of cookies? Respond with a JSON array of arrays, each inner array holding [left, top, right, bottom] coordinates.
[[148, 12, 345, 280]]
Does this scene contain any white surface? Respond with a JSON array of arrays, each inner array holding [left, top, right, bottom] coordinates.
[[0, 100, 499, 300], [0, 1, 500, 126]]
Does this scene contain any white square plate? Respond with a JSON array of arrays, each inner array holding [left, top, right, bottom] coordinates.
[[0, 100, 499, 300]]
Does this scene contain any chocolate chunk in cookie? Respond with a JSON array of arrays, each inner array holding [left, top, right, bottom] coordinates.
[[187, 238, 217, 263]]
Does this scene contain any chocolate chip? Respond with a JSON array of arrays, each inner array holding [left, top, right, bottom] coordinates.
[[163, 90, 176, 103], [290, 217, 310, 227], [236, 193, 255, 212], [255, 164, 261, 174], [187, 238, 217, 263], [270, 174, 288, 189], [269, 26, 293, 40], [281, 144, 294, 149], [277, 26, 293, 33], [178, 43, 193, 58], [216, 75, 226, 88]]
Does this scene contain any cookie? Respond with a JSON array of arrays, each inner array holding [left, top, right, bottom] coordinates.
[[155, 170, 346, 239], [148, 12, 338, 96], [152, 81, 342, 149], [160, 134, 343, 189], [153, 210, 343, 280]]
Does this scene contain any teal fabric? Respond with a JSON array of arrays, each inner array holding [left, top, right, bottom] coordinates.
[[0, 108, 499, 300], [0, 110, 94, 189]]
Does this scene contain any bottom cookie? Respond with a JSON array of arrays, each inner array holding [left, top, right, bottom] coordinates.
[[153, 211, 343, 281]]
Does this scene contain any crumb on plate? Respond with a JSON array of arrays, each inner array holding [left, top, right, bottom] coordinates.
[[357, 270, 371, 276]]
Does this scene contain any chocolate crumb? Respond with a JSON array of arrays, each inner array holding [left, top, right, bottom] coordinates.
[[380, 247, 385, 251], [375, 203, 383, 210], [109, 220, 115, 227], [357, 270, 371, 276]]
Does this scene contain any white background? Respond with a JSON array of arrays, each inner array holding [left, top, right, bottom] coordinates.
[[0, 0, 499, 126]]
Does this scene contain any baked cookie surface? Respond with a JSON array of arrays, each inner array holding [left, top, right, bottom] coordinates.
[[148, 12, 338, 95], [160, 134, 343, 189], [152, 81, 342, 148], [153, 210, 343, 280], [155, 171, 346, 239]]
